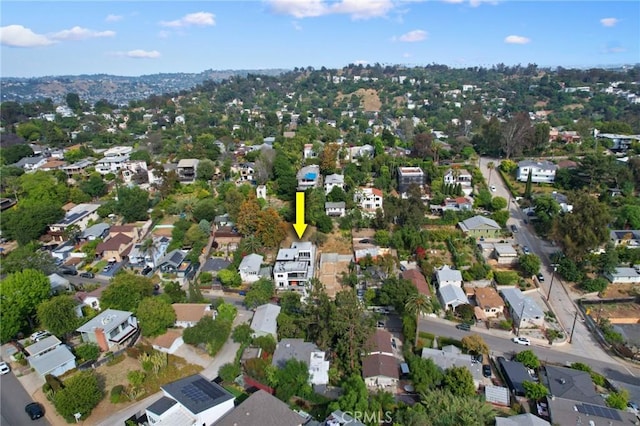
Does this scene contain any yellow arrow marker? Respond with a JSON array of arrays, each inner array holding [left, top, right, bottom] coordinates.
[[293, 191, 308, 239]]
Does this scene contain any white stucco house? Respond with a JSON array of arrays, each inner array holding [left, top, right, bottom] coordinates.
[[517, 160, 557, 183], [238, 253, 263, 283]]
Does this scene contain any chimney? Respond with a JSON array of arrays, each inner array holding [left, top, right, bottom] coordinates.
[[94, 328, 109, 352]]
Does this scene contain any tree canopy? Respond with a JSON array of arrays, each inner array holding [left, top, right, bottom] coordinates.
[[0, 269, 51, 342]]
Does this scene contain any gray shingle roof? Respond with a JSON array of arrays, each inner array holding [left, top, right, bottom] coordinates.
[[239, 253, 263, 274], [272, 338, 321, 368], [27, 345, 75, 376], [76, 309, 133, 334], [459, 215, 501, 231], [216, 390, 304, 426], [146, 396, 177, 415], [250, 304, 281, 337]]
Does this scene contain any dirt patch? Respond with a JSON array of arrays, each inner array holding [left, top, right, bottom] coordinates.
[[562, 103, 584, 110], [318, 254, 351, 299], [589, 302, 640, 323], [335, 89, 381, 112], [601, 283, 640, 298], [319, 226, 352, 255], [534, 101, 548, 108]]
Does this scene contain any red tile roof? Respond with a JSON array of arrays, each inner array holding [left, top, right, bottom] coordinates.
[[372, 188, 383, 197], [402, 269, 431, 297]]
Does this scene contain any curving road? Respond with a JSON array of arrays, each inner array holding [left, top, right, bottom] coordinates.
[[0, 371, 50, 426]]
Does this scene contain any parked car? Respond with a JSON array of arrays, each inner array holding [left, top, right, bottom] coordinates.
[[0, 361, 10, 375], [523, 246, 530, 254], [60, 268, 78, 276], [103, 264, 112, 273], [391, 338, 397, 349], [511, 225, 518, 233], [377, 321, 385, 328], [537, 273, 545, 282], [79, 271, 94, 279], [512, 336, 531, 346], [238, 291, 247, 296], [482, 364, 492, 378], [490, 185, 496, 192], [456, 323, 471, 331], [25, 402, 44, 420], [30, 330, 50, 342]]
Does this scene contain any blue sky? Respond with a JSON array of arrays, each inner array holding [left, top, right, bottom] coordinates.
[[1, 1, 638, 77]]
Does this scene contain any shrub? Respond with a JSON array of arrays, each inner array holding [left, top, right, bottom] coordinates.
[[45, 374, 64, 392], [53, 371, 103, 422], [126, 347, 141, 359], [107, 354, 125, 366], [580, 278, 608, 293], [219, 362, 241, 382], [127, 370, 146, 388], [110, 385, 124, 403], [494, 271, 519, 285], [75, 343, 100, 362]]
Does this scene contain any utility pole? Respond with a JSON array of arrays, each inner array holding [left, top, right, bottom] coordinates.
[[569, 310, 579, 344], [546, 266, 558, 301], [517, 302, 526, 337]]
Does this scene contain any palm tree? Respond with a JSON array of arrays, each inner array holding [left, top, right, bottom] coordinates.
[[239, 236, 262, 255], [405, 293, 432, 346], [486, 161, 495, 186]]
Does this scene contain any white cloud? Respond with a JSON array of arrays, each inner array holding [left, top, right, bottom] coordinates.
[[0, 25, 54, 47], [600, 17, 619, 27], [442, 0, 497, 6], [51, 26, 115, 41], [268, 0, 394, 20], [160, 12, 215, 28], [292, 20, 303, 31], [125, 49, 161, 59], [504, 35, 530, 44], [397, 29, 427, 42], [403, 52, 412, 58], [354, 59, 368, 65], [157, 30, 171, 39], [105, 14, 123, 22]]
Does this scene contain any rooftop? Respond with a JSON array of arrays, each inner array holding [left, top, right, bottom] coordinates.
[[161, 374, 234, 415], [216, 390, 305, 426], [77, 309, 133, 334]]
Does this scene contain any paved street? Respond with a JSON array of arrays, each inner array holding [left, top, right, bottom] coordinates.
[[478, 157, 610, 363], [1, 371, 50, 426]]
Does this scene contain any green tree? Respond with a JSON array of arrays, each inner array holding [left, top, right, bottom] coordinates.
[[75, 343, 100, 362], [460, 334, 489, 355], [405, 293, 432, 344], [406, 354, 443, 393], [79, 174, 107, 199], [115, 186, 149, 222], [36, 295, 79, 337], [524, 170, 533, 199], [581, 277, 609, 293], [216, 302, 238, 322], [490, 196, 507, 211], [274, 359, 311, 402], [606, 389, 629, 410], [53, 371, 103, 422], [0, 269, 51, 342], [231, 323, 253, 344], [1, 203, 64, 245], [328, 375, 370, 414], [442, 366, 476, 397], [218, 269, 242, 287], [523, 381, 549, 401], [100, 273, 154, 312], [136, 297, 176, 337], [0, 241, 56, 275], [218, 362, 241, 382], [196, 158, 216, 181], [279, 291, 302, 315], [0, 144, 34, 165], [244, 278, 275, 309], [192, 198, 218, 223], [162, 281, 186, 303], [404, 389, 496, 426], [515, 349, 540, 369], [519, 254, 542, 276], [552, 191, 612, 262]]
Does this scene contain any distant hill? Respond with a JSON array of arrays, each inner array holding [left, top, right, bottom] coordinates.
[[0, 69, 289, 105]]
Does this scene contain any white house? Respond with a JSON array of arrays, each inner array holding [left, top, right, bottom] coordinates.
[[145, 374, 235, 426], [95, 155, 130, 175], [517, 160, 557, 183], [605, 267, 640, 284], [250, 303, 281, 338], [325, 201, 346, 217], [353, 187, 383, 217], [272, 339, 330, 386], [172, 304, 215, 328], [296, 165, 321, 191], [273, 242, 316, 297], [324, 174, 345, 194], [76, 309, 138, 352], [239, 253, 263, 283], [26, 336, 76, 377], [435, 265, 463, 288], [500, 288, 544, 328], [438, 285, 469, 311], [443, 168, 473, 195], [48, 203, 101, 242], [303, 143, 319, 159], [610, 230, 640, 249], [177, 159, 199, 183]]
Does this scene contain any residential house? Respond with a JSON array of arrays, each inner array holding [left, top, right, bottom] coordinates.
[[610, 230, 640, 249], [325, 201, 346, 217], [214, 214, 234, 228], [273, 242, 316, 297], [434, 265, 463, 288], [497, 357, 532, 396], [48, 273, 71, 294], [443, 168, 473, 195], [348, 144, 374, 160], [303, 143, 319, 159], [272, 339, 330, 386], [401, 269, 431, 297], [296, 165, 321, 191], [438, 285, 469, 311], [495, 414, 549, 426], [158, 249, 192, 278], [550, 192, 573, 213], [95, 233, 134, 263], [109, 224, 141, 241], [324, 411, 366, 426], [493, 243, 519, 265], [473, 287, 505, 319], [75, 285, 106, 311], [485, 385, 511, 408], [76, 309, 138, 352], [177, 159, 199, 183], [173, 304, 216, 328], [435, 196, 473, 213], [324, 174, 345, 194], [213, 226, 242, 255], [201, 257, 232, 277], [250, 303, 281, 338], [544, 365, 604, 405], [397, 166, 425, 194], [145, 374, 235, 426], [237, 163, 255, 183], [517, 160, 557, 183], [39, 159, 66, 172], [80, 223, 110, 242], [216, 390, 307, 426], [239, 254, 264, 283], [362, 329, 399, 390], [500, 288, 545, 328], [95, 155, 129, 175], [421, 346, 484, 388], [11, 155, 46, 172], [152, 330, 183, 355], [547, 397, 638, 426], [256, 185, 267, 199], [353, 187, 383, 217], [129, 236, 170, 269], [605, 267, 640, 284], [458, 215, 502, 238], [48, 203, 100, 242], [61, 159, 93, 177], [597, 133, 640, 152], [25, 336, 76, 377]]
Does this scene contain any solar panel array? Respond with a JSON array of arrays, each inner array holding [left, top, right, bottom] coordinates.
[[193, 378, 225, 400], [576, 403, 622, 421], [181, 384, 210, 403]]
